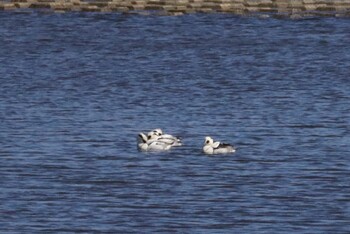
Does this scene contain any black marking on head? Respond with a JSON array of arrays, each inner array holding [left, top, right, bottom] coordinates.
[[148, 135, 151, 140]]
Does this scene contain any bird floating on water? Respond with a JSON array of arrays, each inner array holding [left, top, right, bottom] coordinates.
[[137, 129, 236, 154], [137, 132, 173, 152], [137, 128, 181, 152], [203, 136, 236, 155], [147, 128, 182, 147]]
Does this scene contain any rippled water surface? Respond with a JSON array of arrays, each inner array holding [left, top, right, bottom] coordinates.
[[1, 12, 350, 233]]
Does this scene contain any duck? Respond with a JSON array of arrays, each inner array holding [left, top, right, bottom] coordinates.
[[203, 136, 236, 155], [147, 128, 182, 147], [137, 132, 172, 152]]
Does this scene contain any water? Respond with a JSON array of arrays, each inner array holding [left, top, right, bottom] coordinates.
[[0, 11, 350, 233]]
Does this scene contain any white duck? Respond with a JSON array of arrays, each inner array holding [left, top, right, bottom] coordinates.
[[137, 132, 172, 152], [147, 128, 182, 147], [203, 136, 236, 155]]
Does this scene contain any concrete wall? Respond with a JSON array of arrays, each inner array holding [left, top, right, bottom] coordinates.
[[1, 0, 350, 17]]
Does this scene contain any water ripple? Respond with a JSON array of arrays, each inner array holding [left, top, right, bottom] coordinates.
[[0, 12, 350, 233]]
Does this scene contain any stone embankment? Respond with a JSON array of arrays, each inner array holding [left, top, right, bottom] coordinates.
[[1, 0, 350, 17]]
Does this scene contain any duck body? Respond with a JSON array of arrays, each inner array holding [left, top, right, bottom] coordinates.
[[138, 132, 173, 152], [147, 128, 182, 147], [203, 136, 236, 155]]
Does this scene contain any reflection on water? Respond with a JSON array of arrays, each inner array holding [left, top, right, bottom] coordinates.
[[0, 12, 349, 233]]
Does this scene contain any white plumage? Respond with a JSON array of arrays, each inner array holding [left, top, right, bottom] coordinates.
[[137, 129, 236, 154], [137, 132, 172, 152], [147, 128, 182, 147], [203, 136, 236, 155]]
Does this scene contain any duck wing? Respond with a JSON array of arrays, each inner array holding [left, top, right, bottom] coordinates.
[[218, 143, 232, 148], [154, 133, 181, 145], [214, 142, 234, 150], [157, 137, 177, 145], [148, 141, 171, 151]]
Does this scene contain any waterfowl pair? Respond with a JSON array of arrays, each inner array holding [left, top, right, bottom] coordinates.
[[138, 128, 182, 152], [138, 129, 235, 155]]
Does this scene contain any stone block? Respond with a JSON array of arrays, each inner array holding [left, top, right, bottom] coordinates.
[[198, 7, 214, 12], [213, 0, 228, 3], [38, 0, 55, 2], [315, 4, 336, 11], [144, 5, 164, 10], [189, 0, 204, 2], [100, 7, 112, 12], [131, 0, 145, 5], [335, 4, 350, 11], [232, 0, 245, 3], [130, 4, 145, 10], [89, 1, 108, 7], [258, 0, 274, 8], [203, 2, 221, 9], [148, 0, 165, 5], [289, 1, 304, 8], [162, 4, 176, 10], [188, 2, 202, 8], [219, 3, 233, 10], [107, 2, 119, 8], [303, 0, 315, 3], [245, 0, 260, 7], [259, 6, 277, 12], [71, 0, 81, 6], [304, 3, 316, 10], [259, 0, 273, 4], [231, 3, 244, 9], [177, 0, 189, 4], [29, 2, 51, 8], [81, 5, 101, 11], [50, 2, 73, 10], [275, 2, 288, 8], [3, 3, 16, 9], [11, 0, 28, 3], [14, 2, 31, 8], [246, 6, 258, 12], [115, 6, 129, 11], [175, 5, 187, 10]]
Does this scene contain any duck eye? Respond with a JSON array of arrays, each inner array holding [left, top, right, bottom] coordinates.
[[206, 140, 209, 144]]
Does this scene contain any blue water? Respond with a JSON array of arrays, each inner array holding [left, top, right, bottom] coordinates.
[[0, 12, 350, 233]]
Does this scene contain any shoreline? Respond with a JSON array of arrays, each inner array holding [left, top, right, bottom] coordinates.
[[1, 0, 350, 17]]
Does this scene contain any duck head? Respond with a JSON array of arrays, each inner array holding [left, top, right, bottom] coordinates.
[[204, 136, 214, 145], [204, 136, 220, 148], [147, 128, 163, 140]]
